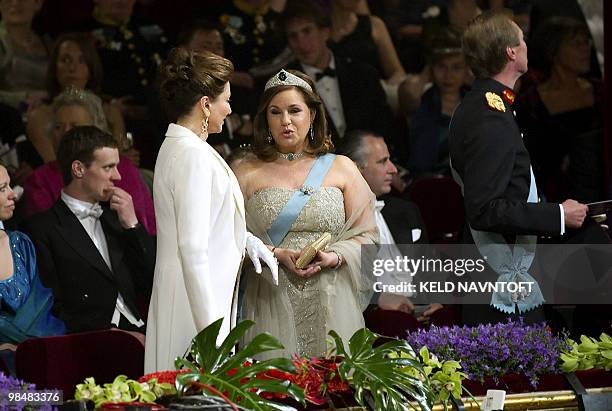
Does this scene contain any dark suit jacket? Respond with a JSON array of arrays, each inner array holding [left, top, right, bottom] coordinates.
[[288, 54, 394, 145], [379, 194, 428, 244], [448, 78, 561, 239], [22, 199, 155, 333]]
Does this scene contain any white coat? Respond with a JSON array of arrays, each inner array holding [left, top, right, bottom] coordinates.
[[144, 123, 246, 373]]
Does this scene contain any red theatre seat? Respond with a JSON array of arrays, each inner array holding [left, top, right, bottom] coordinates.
[[409, 176, 465, 243], [16, 330, 144, 398]]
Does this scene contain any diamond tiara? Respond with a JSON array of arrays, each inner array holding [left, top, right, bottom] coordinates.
[[264, 69, 313, 93]]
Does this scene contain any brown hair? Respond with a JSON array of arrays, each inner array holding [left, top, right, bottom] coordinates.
[[280, 0, 330, 32], [158, 47, 234, 122], [252, 70, 333, 161], [462, 9, 519, 78], [57, 126, 118, 185], [46, 33, 104, 99], [427, 28, 464, 65]]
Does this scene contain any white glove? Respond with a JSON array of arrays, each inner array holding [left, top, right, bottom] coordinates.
[[245, 232, 279, 285]]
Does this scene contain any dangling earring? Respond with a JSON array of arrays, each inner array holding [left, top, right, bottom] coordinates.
[[309, 125, 315, 144], [200, 116, 209, 137], [200, 104, 210, 138], [267, 129, 273, 144]]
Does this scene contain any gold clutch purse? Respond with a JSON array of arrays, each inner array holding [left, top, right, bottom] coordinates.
[[295, 232, 332, 269]]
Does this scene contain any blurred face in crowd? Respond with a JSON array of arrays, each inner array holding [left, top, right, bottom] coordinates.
[[95, 0, 136, 24], [447, 0, 479, 30], [56, 41, 90, 90], [186, 29, 225, 57], [205, 82, 232, 134], [556, 33, 592, 75], [266, 88, 314, 153], [0, 165, 16, 221], [52, 105, 94, 150], [431, 53, 467, 95], [0, 0, 42, 25], [285, 18, 330, 69], [332, 0, 360, 12], [360, 136, 397, 197], [75, 147, 121, 203]]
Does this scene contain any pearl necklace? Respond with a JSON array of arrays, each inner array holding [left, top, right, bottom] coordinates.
[[278, 152, 305, 161]]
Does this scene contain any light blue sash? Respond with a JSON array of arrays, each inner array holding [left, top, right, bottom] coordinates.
[[451, 163, 544, 313], [267, 154, 336, 246]]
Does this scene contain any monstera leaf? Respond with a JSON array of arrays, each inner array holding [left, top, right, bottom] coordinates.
[[175, 319, 305, 411], [329, 328, 435, 411]]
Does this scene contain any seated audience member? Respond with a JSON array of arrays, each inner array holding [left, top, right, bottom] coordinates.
[[329, 0, 405, 85], [0, 0, 49, 111], [22, 88, 155, 234], [27, 33, 135, 165], [408, 30, 469, 177], [339, 130, 454, 327], [210, 0, 291, 80], [0, 163, 65, 374], [76, 0, 167, 119], [176, 19, 254, 157], [22, 126, 154, 339], [518, 17, 604, 203], [281, 1, 394, 145]]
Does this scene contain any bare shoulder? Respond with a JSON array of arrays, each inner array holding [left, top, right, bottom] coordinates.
[[369, 15, 387, 38], [232, 156, 265, 190], [332, 154, 361, 178]]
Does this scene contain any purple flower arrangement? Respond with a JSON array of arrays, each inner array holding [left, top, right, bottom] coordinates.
[[406, 319, 570, 387], [0, 372, 55, 410]]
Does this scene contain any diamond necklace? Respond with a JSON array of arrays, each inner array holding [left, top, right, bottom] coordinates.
[[278, 152, 305, 161]]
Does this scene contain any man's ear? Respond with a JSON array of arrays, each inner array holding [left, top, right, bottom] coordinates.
[[72, 160, 85, 178], [506, 45, 517, 62]]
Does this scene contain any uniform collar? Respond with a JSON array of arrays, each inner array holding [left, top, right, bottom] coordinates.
[[472, 78, 516, 107]]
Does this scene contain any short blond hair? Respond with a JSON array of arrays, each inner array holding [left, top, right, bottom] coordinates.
[[462, 10, 519, 78]]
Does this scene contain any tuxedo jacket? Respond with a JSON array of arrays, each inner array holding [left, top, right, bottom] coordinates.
[[288, 54, 394, 145], [448, 78, 561, 239], [380, 194, 428, 244], [22, 200, 155, 333]]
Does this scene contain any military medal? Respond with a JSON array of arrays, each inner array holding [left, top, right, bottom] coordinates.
[[502, 89, 515, 105], [485, 92, 506, 112]]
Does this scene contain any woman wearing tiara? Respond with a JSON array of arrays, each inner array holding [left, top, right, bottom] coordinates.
[[144, 49, 277, 373], [233, 69, 378, 359]]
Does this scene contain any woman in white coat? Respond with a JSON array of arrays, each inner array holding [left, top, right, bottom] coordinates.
[[145, 48, 277, 373]]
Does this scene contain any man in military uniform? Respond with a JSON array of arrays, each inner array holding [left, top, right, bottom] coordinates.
[[449, 11, 590, 324]]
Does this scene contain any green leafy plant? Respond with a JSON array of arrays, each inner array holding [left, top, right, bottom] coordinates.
[[74, 375, 175, 408], [175, 318, 305, 410], [328, 328, 435, 411], [561, 333, 612, 373], [391, 347, 470, 410]]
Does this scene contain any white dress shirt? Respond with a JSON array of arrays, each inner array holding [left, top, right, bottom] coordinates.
[[301, 54, 347, 137], [374, 200, 413, 297], [61, 191, 144, 328]]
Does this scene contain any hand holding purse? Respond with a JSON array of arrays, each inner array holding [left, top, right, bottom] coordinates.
[[295, 232, 332, 269]]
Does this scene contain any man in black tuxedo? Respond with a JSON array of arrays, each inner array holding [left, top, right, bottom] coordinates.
[[449, 11, 591, 324], [280, 1, 394, 146], [338, 130, 449, 321], [23, 126, 155, 339]]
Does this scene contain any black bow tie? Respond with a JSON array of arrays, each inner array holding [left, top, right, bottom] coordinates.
[[315, 67, 336, 81]]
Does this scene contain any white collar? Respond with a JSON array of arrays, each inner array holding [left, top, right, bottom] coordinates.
[[375, 200, 385, 212], [61, 190, 99, 216], [301, 53, 337, 79]]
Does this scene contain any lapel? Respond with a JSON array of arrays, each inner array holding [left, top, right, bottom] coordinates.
[[100, 206, 125, 277], [165, 123, 246, 222], [53, 200, 115, 281], [206, 141, 246, 221]]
